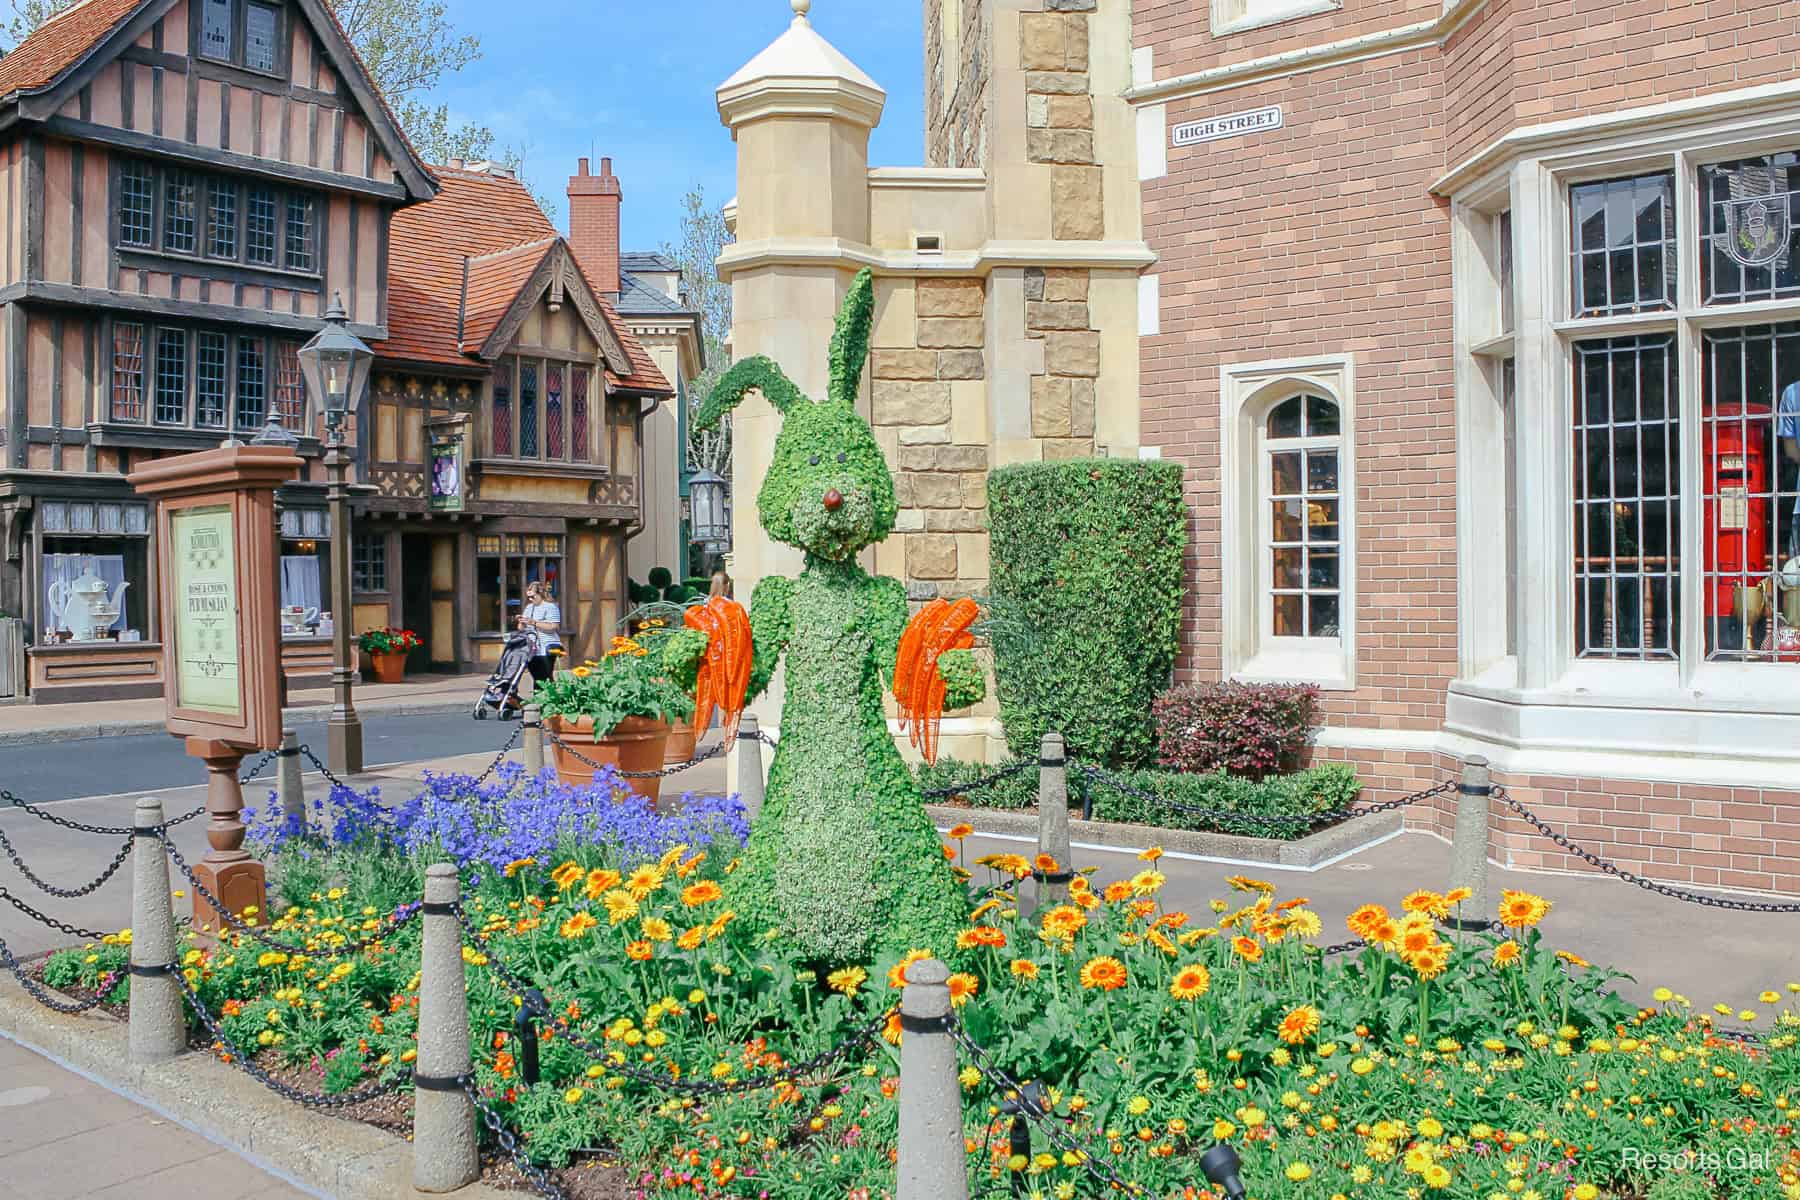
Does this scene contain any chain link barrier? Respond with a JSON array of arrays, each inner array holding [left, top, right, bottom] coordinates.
[[163, 839, 424, 954], [920, 757, 1036, 802], [0, 928, 124, 1015], [1492, 785, 1800, 914], [1076, 765, 1457, 832], [0, 827, 132, 899], [460, 1073, 570, 1199], [541, 728, 727, 780], [2, 788, 203, 838], [1, 883, 110, 942], [947, 1015, 1147, 1197], [238, 750, 278, 786]]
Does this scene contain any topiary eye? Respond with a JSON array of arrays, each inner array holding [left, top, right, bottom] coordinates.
[[808, 454, 820, 465], [836, 453, 847, 464]]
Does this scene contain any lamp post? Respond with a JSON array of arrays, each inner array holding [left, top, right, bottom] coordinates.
[[687, 467, 731, 573], [297, 293, 374, 777]]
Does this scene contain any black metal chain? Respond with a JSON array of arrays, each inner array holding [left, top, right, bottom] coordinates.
[[1, 884, 110, 942], [238, 750, 279, 785], [460, 906, 885, 1095], [473, 724, 524, 786], [541, 729, 727, 780], [297, 745, 353, 792], [1076, 765, 1456, 830], [947, 1016, 1147, 1197], [2, 788, 202, 837], [0, 929, 124, 1015], [173, 969, 413, 1108], [0, 827, 132, 898], [920, 758, 1035, 801], [1492, 786, 1800, 914], [461, 1074, 570, 1199], [163, 839, 425, 954]]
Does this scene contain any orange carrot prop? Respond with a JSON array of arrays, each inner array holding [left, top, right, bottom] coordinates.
[[684, 595, 752, 741], [893, 598, 978, 763]]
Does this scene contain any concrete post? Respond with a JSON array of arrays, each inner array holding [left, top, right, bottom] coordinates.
[[897, 958, 967, 1200], [277, 729, 304, 833], [736, 714, 766, 819], [522, 705, 545, 776], [413, 863, 479, 1193], [1448, 756, 1493, 931], [128, 797, 184, 1064], [1031, 732, 1071, 916]]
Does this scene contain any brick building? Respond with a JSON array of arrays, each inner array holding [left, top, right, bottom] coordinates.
[[1128, 0, 1800, 892]]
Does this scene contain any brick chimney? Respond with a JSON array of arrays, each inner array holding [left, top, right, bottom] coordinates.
[[568, 156, 623, 296]]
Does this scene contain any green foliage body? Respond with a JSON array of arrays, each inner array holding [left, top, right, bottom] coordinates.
[[686, 268, 975, 961], [986, 459, 1187, 766]]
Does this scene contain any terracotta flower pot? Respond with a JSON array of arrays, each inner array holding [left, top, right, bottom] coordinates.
[[547, 714, 671, 805], [663, 719, 698, 767], [369, 651, 406, 685]]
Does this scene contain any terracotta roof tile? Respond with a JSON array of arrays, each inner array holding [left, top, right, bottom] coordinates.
[[378, 165, 670, 395], [0, 0, 142, 98]]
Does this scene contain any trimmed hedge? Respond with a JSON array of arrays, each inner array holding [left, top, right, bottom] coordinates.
[[915, 758, 1362, 841], [1153, 680, 1323, 780], [987, 459, 1187, 767]]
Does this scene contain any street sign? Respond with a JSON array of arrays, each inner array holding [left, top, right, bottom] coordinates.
[[1172, 104, 1284, 148]]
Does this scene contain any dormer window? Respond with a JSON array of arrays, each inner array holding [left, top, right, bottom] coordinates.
[[198, 0, 287, 78]]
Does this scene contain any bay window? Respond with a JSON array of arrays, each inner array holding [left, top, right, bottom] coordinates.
[[485, 355, 603, 466], [1455, 105, 1800, 748]]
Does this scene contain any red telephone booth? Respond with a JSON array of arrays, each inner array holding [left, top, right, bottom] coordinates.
[[1703, 400, 1773, 617]]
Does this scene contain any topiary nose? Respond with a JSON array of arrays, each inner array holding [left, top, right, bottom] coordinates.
[[823, 489, 843, 511]]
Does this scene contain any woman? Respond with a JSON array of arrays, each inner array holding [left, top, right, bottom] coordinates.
[[518, 581, 563, 688]]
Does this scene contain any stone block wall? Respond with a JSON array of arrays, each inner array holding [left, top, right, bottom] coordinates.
[[1022, 4, 1103, 241], [926, 0, 993, 170], [870, 277, 992, 604], [1024, 266, 1099, 459]]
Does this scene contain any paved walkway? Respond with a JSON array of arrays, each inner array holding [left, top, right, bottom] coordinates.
[[0, 1039, 310, 1200], [0, 672, 492, 746]]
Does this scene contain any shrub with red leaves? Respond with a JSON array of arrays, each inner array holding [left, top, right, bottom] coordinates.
[[1152, 680, 1322, 780]]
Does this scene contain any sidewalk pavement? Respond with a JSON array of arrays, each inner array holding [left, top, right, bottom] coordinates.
[[0, 672, 494, 748]]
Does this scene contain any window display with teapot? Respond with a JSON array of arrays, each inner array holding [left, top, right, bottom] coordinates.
[[37, 501, 151, 644]]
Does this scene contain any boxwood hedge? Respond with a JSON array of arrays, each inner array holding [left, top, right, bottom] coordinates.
[[986, 458, 1186, 767]]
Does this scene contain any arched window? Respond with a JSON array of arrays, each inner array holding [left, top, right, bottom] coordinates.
[[1261, 394, 1343, 646]]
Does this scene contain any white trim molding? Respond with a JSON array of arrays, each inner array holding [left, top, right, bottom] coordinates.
[[1219, 353, 1358, 691]]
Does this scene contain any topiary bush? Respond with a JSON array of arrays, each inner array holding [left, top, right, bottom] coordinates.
[[1153, 679, 1323, 779], [986, 459, 1186, 767]]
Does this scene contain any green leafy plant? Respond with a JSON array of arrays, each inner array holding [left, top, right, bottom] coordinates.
[[987, 458, 1187, 768], [532, 639, 689, 740], [356, 627, 420, 655]]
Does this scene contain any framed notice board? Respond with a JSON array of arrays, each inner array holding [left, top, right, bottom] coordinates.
[[168, 503, 241, 717]]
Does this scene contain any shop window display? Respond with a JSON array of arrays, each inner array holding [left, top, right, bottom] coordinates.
[[476, 534, 563, 634], [278, 508, 331, 636]]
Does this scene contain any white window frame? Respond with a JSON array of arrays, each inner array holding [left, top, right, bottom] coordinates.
[[1449, 87, 1800, 767], [1210, 0, 1340, 37], [1220, 354, 1357, 690]]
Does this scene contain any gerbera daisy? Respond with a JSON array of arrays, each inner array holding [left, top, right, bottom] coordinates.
[[641, 918, 672, 942], [1102, 881, 1134, 904], [1277, 1004, 1321, 1045], [1078, 956, 1128, 991], [677, 926, 705, 952], [1498, 889, 1552, 929], [1367, 918, 1401, 949], [975, 852, 1032, 879], [1170, 964, 1212, 1001], [583, 869, 621, 900], [1345, 903, 1389, 938], [601, 890, 639, 925], [624, 864, 666, 899], [956, 925, 1007, 951], [1285, 909, 1324, 939], [1129, 869, 1167, 896], [888, 948, 934, 990], [1492, 940, 1522, 968], [1555, 949, 1592, 970], [1035, 853, 1061, 874], [1139, 846, 1164, 863], [625, 940, 653, 961], [947, 823, 975, 840], [1230, 936, 1263, 963], [1009, 959, 1040, 980], [558, 912, 599, 939], [1225, 874, 1275, 894], [1040, 905, 1089, 942], [1401, 889, 1448, 918], [827, 966, 867, 996], [551, 861, 585, 891], [675, 852, 707, 879], [1443, 886, 1473, 905], [681, 880, 723, 907], [947, 973, 979, 1007]]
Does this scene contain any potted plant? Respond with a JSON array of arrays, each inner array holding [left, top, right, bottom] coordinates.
[[617, 609, 704, 764], [533, 634, 690, 802], [357, 627, 421, 685]]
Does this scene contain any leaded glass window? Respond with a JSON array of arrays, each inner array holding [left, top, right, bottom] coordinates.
[[247, 187, 278, 266], [245, 3, 280, 73], [154, 329, 187, 424], [1573, 335, 1680, 660], [236, 338, 266, 429], [1570, 173, 1676, 317], [571, 369, 590, 462], [274, 340, 306, 427], [196, 332, 228, 428], [519, 363, 539, 457], [545, 364, 565, 459], [199, 0, 233, 61], [163, 171, 197, 254], [111, 323, 146, 422], [119, 163, 154, 248], [492, 361, 513, 456], [207, 179, 238, 259], [1700, 153, 1800, 305], [285, 194, 315, 272]]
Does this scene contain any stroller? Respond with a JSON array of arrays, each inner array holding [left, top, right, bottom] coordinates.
[[472, 631, 536, 720]]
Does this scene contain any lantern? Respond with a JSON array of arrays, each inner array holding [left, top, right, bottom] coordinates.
[[688, 467, 731, 551], [297, 292, 373, 436]]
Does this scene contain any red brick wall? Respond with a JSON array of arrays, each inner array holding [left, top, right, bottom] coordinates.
[[1142, 51, 1460, 732], [1136, 0, 1438, 81]]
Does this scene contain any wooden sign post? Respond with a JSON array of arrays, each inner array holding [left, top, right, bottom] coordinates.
[[131, 445, 301, 932]]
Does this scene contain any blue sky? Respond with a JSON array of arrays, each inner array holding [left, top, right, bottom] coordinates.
[[432, 0, 926, 253]]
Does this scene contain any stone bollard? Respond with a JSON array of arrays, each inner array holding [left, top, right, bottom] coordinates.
[[1031, 732, 1072, 916], [736, 714, 766, 819], [277, 729, 304, 834], [128, 797, 185, 1064], [522, 705, 545, 776], [896, 958, 967, 1200], [413, 864, 479, 1193], [1447, 756, 1493, 931]]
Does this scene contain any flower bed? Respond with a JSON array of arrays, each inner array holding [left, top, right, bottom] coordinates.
[[40, 802, 1800, 1199], [916, 756, 1363, 840]]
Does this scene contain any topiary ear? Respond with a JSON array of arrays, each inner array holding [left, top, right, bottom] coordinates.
[[827, 267, 875, 408], [697, 357, 809, 431]]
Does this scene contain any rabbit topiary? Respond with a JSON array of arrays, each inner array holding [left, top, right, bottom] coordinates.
[[670, 268, 982, 962]]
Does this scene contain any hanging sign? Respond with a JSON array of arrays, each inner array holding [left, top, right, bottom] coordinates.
[[169, 504, 241, 715], [429, 429, 467, 512], [1172, 104, 1284, 148]]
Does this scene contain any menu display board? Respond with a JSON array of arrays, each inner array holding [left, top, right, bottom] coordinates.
[[170, 504, 241, 716]]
